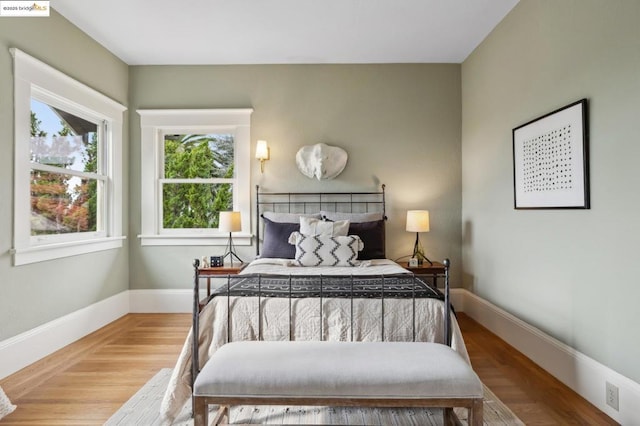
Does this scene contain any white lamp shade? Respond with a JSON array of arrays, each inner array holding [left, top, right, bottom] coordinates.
[[406, 210, 430, 232], [219, 211, 242, 232], [255, 140, 269, 160]]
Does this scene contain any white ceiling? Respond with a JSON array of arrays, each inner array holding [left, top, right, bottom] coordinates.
[[53, 0, 518, 66]]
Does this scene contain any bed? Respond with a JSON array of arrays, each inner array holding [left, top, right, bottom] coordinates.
[[159, 185, 469, 424]]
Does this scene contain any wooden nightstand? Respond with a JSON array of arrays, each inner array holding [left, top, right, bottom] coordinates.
[[198, 263, 247, 296], [397, 261, 446, 289], [199, 264, 247, 276]]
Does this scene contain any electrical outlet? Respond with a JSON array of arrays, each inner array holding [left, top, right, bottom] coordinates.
[[606, 381, 619, 411]]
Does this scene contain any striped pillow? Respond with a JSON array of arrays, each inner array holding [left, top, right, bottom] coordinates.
[[288, 231, 363, 266]]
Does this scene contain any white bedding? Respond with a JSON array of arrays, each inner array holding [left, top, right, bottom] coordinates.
[[244, 257, 417, 275], [159, 259, 469, 425]]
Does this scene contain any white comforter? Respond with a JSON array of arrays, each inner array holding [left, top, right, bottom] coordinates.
[[159, 259, 469, 424], [240, 257, 414, 275]]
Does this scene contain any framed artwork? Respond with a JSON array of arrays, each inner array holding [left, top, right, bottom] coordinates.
[[512, 99, 589, 209]]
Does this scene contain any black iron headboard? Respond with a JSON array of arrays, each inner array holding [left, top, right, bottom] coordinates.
[[255, 184, 386, 256]]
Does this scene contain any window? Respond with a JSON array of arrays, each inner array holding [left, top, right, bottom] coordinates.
[[138, 109, 252, 246], [11, 49, 126, 266]]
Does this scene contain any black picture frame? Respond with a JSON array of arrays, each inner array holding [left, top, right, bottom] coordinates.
[[512, 99, 589, 209]]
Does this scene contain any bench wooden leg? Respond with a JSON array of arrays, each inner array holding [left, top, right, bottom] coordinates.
[[468, 398, 483, 426], [443, 407, 456, 425], [211, 405, 228, 425], [194, 396, 208, 426]]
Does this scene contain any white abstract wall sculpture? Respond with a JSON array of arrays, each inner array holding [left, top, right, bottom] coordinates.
[[295, 143, 348, 180]]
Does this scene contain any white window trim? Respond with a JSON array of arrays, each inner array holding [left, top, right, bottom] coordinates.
[[137, 109, 253, 246], [10, 48, 126, 266]]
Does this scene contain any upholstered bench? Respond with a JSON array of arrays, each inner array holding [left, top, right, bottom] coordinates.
[[193, 340, 483, 425]]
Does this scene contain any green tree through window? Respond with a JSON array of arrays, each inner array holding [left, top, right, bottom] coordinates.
[[162, 134, 234, 229]]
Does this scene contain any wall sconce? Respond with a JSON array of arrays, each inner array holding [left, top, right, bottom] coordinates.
[[406, 210, 432, 266], [219, 211, 243, 266], [255, 140, 270, 173]]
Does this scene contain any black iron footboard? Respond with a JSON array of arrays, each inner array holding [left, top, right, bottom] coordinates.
[[191, 259, 452, 390]]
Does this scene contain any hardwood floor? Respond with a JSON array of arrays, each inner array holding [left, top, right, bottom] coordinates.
[[456, 314, 617, 425], [0, 314, 189, 425], [0, 313, 618, 425]]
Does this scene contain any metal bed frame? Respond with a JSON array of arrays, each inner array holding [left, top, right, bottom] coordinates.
[[190, 185, 452, 393], [255, 184, 386, 256]]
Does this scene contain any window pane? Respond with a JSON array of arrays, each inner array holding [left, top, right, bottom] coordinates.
[[30, 99, 98, 173], [30, 170, 98, 235], [164, 134, 234, 179], [162, 183, 233, 229]]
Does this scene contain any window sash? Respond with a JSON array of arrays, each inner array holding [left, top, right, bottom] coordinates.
[[162, 133, 234, 180], [30, 168, 107, 241], [158, 131, 237, 234], [27, 100, 109, 240]]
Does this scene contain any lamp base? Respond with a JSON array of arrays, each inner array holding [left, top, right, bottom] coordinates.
[[412, 232, 433, 266], [222, 232, 243, 267]]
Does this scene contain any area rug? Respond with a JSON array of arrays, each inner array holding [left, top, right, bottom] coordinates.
[[0, 385, 17, 420], [106, 369, 524, 425]]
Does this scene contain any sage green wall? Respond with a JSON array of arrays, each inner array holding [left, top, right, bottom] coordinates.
[[0, 10, 129, 341], [461, 0, 640, 383], [128, 64, 462, 290]]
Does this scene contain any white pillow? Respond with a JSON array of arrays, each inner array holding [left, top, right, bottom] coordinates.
[[321, 211, 384, 223], [262, 211, 321, 223], [299, 217, 349, 236], [288, 231, 363, 266]]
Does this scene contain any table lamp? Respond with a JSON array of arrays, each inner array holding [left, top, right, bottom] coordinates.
[[406, 210, 432, 266], [219, 211, 243, 266]]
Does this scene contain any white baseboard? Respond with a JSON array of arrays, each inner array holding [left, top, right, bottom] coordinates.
[[455, 288, 640, 425], [129, 289, 199, 313], [0, 291, 129, 380]]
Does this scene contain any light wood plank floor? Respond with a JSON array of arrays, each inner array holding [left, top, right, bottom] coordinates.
[[0, 313, 617, 425]]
